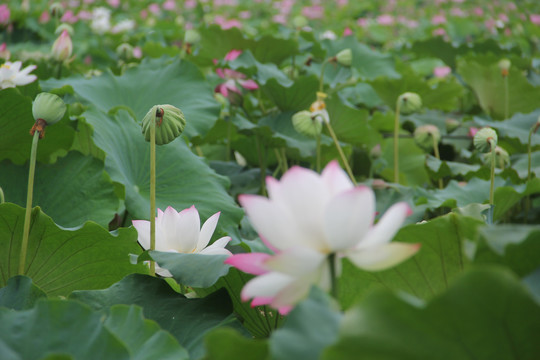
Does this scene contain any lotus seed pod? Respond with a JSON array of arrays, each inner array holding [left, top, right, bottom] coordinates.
[[498, 58, 511, 76], [335, 48, 352, 67], [473, 127, 498, 153], [292, 15, 308, 28], [32, 92, 66, 126], [397, 92, 422, 115], [184, 29, 201, 44], [292, 110, 322, 137], [49, 2, 64, 17], [445, 118, 460, 133], [482, 146, 509, 169], [141, 105, 186, 145], [414, 125, 441, 151], [370, 144, 381, 159], [55, 23, 74, 36], [116, 43, 134, 60]]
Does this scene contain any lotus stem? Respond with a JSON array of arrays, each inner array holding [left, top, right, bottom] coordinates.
[[325, 121, 356, 185], [316, 133, 321, 172], [150, 113, 157, 276], [281, 148, 288, 172], [19, 131, 40, 275], [394, 101, 401, 184], [0, 186, 4, 204], [432, 135, 443, 189], [328, 253, 339, 301], [488, 138, 497, 222], [504, 75, 509, 120], [319, 59, 329, 93]]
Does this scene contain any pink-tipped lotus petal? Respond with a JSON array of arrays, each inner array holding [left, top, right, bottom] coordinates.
[[264, 247, 326, 276], [238, 79, 259, 90], [241, 272, 293, 301], [250, 296, 274, 307], [198, 236, 232, 256], [196, 212, 221, 252], [215, 68, 225, 79], [321, 160, 354, 196], [175, 205, 201, 252], [270, 274, 315, 310], [345, 243, 420, 271], [323, 186, 375, 251], [357, 202, 411, 249], [225, 253, 272, 275], [224, 49, 242, 61], [215, 83, 229, 97], [132, 220, 150, 250], [277, 305, 293, 315]]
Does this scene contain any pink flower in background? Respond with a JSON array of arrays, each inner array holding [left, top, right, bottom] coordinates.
[[214, 49, 258, 99], [140, 9, 148, 20], [51, 30, 73, 62], [530, 14, 540, 25], [468, 127, 479, 138], [148, 3, 160, 15], [133, 46, 142, 59], [185, 0, 197, 9], [107, 0, 120, 8], [77, 10, 92, 20], [163, 0, 176, 10], [450, 7, 466, 17], [273, 14, 287, 25], [61, 10, 78, 23], [302, 5, 324, 19], [0, 43, 10, 60], [433, 66, 451, 78], [357, 18, 368, 27], [39, 10, 50, 23], [498, 13, 509, 22], [431, 14, 446, 25], [133, 206, 232, 277], [377, 14, 394, 26], [239, 11, 251, 19], [343, 27, 353, 36], [432, 27, 447, 36], [0, 4, 10, 25], [224, 49, 242, 61], [214, 16, 242, 29], [473, 7, 483, 16], [337, 0, 348, 7], [226, 161, 420, 314]]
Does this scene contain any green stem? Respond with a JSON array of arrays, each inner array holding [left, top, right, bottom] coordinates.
[[504, 75, 509, 120], [394, 101, 401, 184], [0, 186, 4, 204], [319, 59, 329, 93], [150, 112, 157, 276], [56, 61, 62, 79], [19, 131, 40, 275], [273, 148, 283, 175], [255, 135, 267, 196], [432, 136, 443, 189], [489, 139, 496, 207], [280, 148, 288, 172], [528, 125, 534, 182], [325, 121, 356, 185], [316, 133, 321, 173], [226, 117, 231, 162], [328, 253, 338, 301]]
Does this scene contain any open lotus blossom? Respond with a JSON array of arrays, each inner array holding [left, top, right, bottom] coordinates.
[[226, 161, 420, 314], [133, 205, 232, 277], [0, 61, 37, 89], [214, 49, 258, 99]]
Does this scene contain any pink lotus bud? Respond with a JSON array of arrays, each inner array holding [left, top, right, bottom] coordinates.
[[51, 30, 72, 62]]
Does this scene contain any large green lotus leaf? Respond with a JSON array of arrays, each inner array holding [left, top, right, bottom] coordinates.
[[70, 273, 235, 359], [511, 151, 540, 179], [473, 109, 540, 147], [209, 160, 262, 198], [0, 203, 147, 296], [270, 287, 342, 360], [338, 83, 384, 109], [320, 37, 399, 80], [339, 213, 482, 309], [524, 267, 540, 304], [0, 151, 120, 228], [323, 266, 540, 360], [0, 88, 75, 165], [42, 57, 220, 139], [143, 252, 231, 288], [104, 305, 188, 360], [425, 155, 485, 181], [204, 327, 270, 360], [197, 25, 298, 66], [261, 75, 318, 112], [492, 178, 540, 220], [380, 137, 429, 186], [369, 69, 464, 112], [0, 276, 46, 310], [457, 55, 540, 120], [0, 299, 130, 360], [229, 50, 293, 86], [81, 108, 242, 231]]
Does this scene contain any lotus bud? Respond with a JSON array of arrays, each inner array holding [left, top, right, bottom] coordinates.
[[498, 59, 511, 77], [445, 118, 460, 133], [292, 110, 322, 137], [370, 144, 381, 159], [32, 92, 66, 126], [335, 48, 352, 67], [473, 127, 497, 153], [482, 146, 509, 169], [184, 29, 201, 44], [414, 125, 441, 151], [292, 15, 308, 28], [55, 23, 74, 36], [397, 92, 422, 115], [49, 2, 64, 17], [51, 30, 72, 62], [141, 104, 186, 145], [116, 43, 134, 60]]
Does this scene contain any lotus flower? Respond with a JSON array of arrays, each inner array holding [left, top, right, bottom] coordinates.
[[214, 50, 258, 100], [133, 206, 231, 277], [0, 61, 37, 89], [226, 161, 420, 314]]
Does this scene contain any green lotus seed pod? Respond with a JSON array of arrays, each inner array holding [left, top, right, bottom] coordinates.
[[116, 43, 134, 60], [49, 2, 64, 17], [473, 127, 498, 153], [292, 110, 322, 138], [397, 92, 422, 115], [498, 59, 511, 71], [445, 118, 460, 133], [370, 144, 381, 159], [414, 125, 441, 151], [141, 105, 186, 145], [184, 29, 201, 44], [482, 146, 509, 169], [335, 48, 352, 67], [292, 15, 308, 28], [55, 23, 74, 36], [32, 92, 66, 126]]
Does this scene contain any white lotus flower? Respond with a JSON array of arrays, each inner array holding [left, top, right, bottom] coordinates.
[[133, 205, 231, 277], [226, 161, 420, 314], [0, 61, 37, 89]]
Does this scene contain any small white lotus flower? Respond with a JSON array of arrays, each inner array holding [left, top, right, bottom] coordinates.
[[0, 61, 37, 89], [133, 205, 231, 277], [226, 161, 420, 314]]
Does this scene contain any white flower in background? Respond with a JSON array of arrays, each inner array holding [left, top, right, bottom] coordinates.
[[133, 205, 232, 277], [90, 7, 111, 34], [320, 30, 337, 40], [226, 161, 420, 314], [0, 61, 37, 89], [111, 19, 135, 33]]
